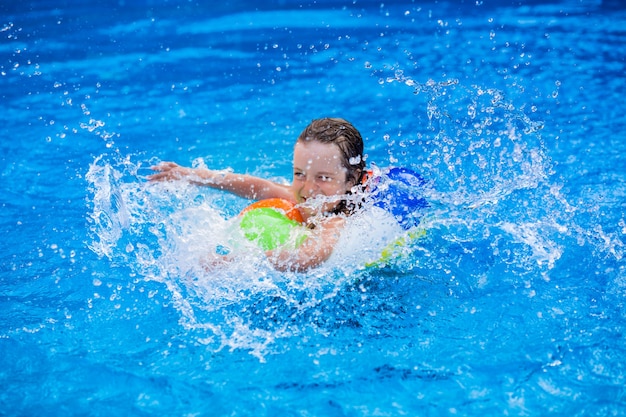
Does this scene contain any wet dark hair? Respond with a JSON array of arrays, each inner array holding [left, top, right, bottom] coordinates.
[[297, 117, 366, 215]]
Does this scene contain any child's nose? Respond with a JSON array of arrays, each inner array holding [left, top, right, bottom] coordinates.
[[302, 178, 317, 196]]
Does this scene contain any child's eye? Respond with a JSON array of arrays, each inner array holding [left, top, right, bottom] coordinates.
[[318, 175, 333, 182]]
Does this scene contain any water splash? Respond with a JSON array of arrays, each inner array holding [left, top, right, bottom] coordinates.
[[85, 75, 621, 359]]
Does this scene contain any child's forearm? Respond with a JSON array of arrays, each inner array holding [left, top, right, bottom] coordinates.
[[150, 162, 291, 201], [194, 169, 279, 200], [267, 217, 344, 271]]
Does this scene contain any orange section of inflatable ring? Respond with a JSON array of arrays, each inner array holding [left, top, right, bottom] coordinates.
[[240, 198, 304, 223]]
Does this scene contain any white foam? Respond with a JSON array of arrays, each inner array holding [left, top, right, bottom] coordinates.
[[326, 206, 405, 269]]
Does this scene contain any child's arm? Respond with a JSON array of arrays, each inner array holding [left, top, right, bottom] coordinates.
[[267, 216, 345, 271], [149, 161, 294, 201]]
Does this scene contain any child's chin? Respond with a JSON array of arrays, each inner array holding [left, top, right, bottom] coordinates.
[[297, 199, 338, 218]]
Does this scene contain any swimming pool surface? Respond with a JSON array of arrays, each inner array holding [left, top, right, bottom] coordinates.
[[1, 0, 625, 415]]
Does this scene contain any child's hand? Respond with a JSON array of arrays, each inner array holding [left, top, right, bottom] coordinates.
[[148, 162, 193, 182]]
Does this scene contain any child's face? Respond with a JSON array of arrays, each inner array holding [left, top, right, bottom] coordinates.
[[291, 140, 352, 218]]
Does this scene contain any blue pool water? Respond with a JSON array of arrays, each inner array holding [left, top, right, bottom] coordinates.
[[2, 0, 625, 415]]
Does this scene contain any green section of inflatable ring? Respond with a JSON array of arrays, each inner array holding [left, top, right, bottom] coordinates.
[[239, 207, 307, 251], [364, 228, 426, 268]]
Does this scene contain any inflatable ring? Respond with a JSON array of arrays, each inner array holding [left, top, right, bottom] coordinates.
[[239, 198, 306, 251], [238, 168, 428, 265]]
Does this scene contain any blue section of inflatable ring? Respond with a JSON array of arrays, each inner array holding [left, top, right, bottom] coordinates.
[[369, 167, 429, 230]]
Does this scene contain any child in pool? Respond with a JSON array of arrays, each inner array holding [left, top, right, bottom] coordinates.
[[149, 117, 367, 271]]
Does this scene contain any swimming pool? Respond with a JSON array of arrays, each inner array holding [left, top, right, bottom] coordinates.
[[2, 0, 625, 415]]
